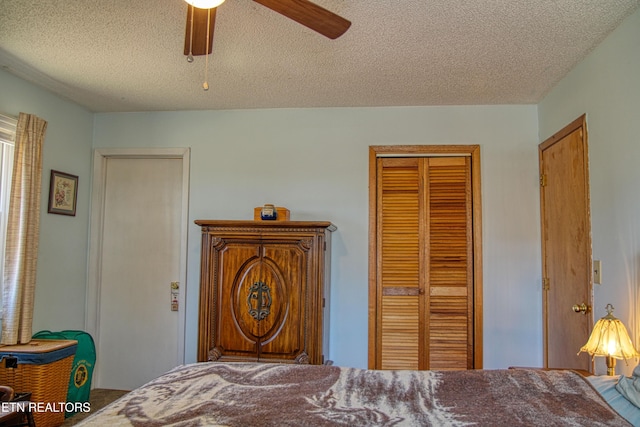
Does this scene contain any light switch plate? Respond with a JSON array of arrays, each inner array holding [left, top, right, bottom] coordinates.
[[594, 260, 602, 284]]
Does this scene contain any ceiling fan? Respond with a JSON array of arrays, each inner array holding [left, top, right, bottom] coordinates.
[[183, 0, 352, 58]]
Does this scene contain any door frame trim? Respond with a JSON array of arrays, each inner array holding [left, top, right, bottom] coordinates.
[[368, 145, 483, 369], [86, 148, 191, 371]]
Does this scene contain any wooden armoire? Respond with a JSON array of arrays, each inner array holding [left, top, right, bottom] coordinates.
[[196, 220, 335, 365]]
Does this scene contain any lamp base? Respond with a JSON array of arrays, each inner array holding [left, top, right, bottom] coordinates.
[[606, 355, 617, 376]]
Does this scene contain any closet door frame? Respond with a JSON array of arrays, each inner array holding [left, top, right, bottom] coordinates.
[[368, 145, 483, 369]]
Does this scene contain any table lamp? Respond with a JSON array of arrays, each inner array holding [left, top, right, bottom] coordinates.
[[579, 304, 640, 375]]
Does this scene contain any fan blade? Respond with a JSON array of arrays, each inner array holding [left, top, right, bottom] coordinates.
[[184, 5, 216, 56], [253, 0, 351, 39]]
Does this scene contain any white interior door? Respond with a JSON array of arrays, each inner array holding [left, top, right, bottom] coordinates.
[[87, 149, 189, 390]]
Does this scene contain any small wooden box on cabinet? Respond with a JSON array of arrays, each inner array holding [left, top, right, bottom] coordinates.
[[195, 220, 336, 365], [253, 206, 290, 221]]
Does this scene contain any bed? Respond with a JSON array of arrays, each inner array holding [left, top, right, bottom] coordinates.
[[75, 362, 636, 426]]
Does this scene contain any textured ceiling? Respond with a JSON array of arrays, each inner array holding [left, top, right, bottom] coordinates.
[[1, 0, 638, 113]]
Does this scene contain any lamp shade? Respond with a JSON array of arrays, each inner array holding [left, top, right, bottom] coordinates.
[[580, 304, 640, 361], [184, 0, 225, 9]]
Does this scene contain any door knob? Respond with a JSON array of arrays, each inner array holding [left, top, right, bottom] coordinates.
[[572, 303, 589, 314]]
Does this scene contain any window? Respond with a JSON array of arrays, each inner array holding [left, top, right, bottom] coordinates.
[[0, 113, 17, 316]]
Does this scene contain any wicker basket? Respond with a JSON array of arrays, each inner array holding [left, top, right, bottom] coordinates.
[[0, 339, 77, 427]]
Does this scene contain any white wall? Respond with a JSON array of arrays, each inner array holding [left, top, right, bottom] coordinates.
[[538, 8, 640, 375], [0, 47, 545, 372], [0, 69, 94, 331], [93, 106, 541, 369]]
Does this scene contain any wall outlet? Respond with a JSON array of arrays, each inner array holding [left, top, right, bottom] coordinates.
[[594, 260, 602, 284]]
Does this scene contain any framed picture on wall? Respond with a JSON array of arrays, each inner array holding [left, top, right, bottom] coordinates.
[[48, 170, 78, 216]]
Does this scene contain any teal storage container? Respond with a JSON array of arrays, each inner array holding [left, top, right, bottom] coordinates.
[[32, 330, 96, 418]]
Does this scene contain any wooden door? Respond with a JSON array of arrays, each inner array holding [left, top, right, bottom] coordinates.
[[259, 243, 307, 361], [91, 155, 188, 390], [368, 145, 482, 370], [217, 242, 261, 360], [539, 115, 593, 371], [215, 240, 307, 362]]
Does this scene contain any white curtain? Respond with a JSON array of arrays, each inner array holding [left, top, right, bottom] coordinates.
[[1, 113, 47, 345]]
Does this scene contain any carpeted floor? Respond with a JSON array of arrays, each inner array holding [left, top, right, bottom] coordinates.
[[60, 389, 129, 426]]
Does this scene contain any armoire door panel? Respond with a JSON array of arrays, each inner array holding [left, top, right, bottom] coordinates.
[[258, 243, 307, 360], [217, 241, 308, 361], [218, 242, 263, 359]]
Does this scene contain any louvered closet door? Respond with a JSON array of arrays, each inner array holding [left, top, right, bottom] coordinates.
[[427, 157, 472, 370], [376, 156, 473, 370], [377, 158, 422, 369]]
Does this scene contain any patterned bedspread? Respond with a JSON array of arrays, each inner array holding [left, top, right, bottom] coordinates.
[[77, 362, 630, 426]]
